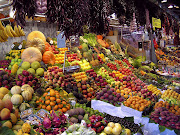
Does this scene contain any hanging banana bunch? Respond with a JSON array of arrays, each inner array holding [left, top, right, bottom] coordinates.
[[0, 21, 25, 42]]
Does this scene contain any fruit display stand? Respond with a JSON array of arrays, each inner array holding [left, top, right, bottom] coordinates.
[[0, 30, 180, 135]]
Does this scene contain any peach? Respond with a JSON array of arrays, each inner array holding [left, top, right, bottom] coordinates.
[[10, 113, 17, 124], [3, 99, 13, 112], [0, 108, 10, 120]]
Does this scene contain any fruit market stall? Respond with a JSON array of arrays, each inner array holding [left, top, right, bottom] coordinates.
[[0, 0, 180, 135], [0, 29, 179, 135]]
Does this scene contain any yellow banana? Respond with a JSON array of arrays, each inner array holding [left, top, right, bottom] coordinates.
[[0, 30, 8, 41], [18, 25, 24, 36], [7, 25, 18, 37], [0, 34, 6, 42], [0, 21, 5, 30], [1, 29, 9, 39], [20, 29, 25, 36], [5, 26, 14, 37], [14, 25, 21, 37]]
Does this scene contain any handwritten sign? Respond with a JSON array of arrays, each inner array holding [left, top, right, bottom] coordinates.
[[57, 31, 66, 48]]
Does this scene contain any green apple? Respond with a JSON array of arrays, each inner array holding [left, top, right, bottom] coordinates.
[[11, 59, 15, 62], [17, 68, 24, 75], [102, 74, 106, 78], [27, 68, 36, 75], [11, 62, 15, 65], [18, 59, 22, 62], [107, 79, 111, 83], [106, 75, 111, 80], [36, 68, 44, 76], [31, 61, 41, 70], [14, 59, 18, 62], [21, 61, 31, 70]]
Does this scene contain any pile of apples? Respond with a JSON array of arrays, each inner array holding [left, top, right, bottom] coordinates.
[[97, 67, 114, 85], [51, 45, 59, 54], [77, 80, 96, 101], [16, 70, 41, 90], [107, 63, 117, 71], [67, 53, 80, 62], [44, 66, 63, 87]]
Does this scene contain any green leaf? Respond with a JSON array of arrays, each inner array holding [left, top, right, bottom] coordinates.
[[0, 127, 15, 135], [159, 125, 166, 133]]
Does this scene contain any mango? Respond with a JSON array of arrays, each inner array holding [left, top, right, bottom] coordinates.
[[12, 125, 22, 130], [0, 99, 4, 111], [0, 108, 10, 120], [0, 93, 4, 99], [10, 113, 17, 124], [14, 109, 20, 119], [2, 121, 12, 129], [3, 99, 13, 112]]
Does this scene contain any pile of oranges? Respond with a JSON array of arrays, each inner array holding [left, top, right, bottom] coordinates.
[[124, 96, 151, 111], [154, 101, 180, 116], [36, 88, 71, 113]]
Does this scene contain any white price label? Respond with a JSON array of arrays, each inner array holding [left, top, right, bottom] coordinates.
[[18, 44, 22, 49], [11, 44, 15, 49]]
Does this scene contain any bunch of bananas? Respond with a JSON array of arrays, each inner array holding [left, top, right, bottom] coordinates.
[[0, 21, 25, 42]]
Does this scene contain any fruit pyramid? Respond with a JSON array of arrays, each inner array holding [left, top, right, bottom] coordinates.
[[36, 88, 71, 113]]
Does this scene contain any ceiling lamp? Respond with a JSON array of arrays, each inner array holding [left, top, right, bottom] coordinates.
[[174, 5, 179, 8], [168, 5, 173, 9], [161, 0, 167, 3]]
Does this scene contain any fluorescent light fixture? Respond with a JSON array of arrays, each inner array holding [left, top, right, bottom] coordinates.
[[174, 5, 179, 8], [168, 5, 173, 9], [161, 0, 167, 3]]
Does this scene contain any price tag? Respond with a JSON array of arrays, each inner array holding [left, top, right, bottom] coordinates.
[[18, 44, 22, 49], [57, 31, 66, 48], [11, 44, 15, 49]]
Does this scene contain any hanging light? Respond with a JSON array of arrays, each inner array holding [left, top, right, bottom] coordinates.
[[174, 5, 179, 8], [161, 0, 167, 3], [168, 5, 173, 9]]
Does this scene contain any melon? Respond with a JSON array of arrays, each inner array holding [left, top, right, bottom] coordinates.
[[27, 31, 46, 43]]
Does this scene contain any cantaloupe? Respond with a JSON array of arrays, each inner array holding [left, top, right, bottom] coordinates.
[[27, 31, 46, 43]]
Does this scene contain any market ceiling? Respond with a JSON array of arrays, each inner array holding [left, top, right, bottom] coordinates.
[[152, 0, 180, 21]]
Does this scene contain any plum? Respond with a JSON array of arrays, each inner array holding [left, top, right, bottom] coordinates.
[[107, 90, 112, 95], [102, 88, 107, 93], [114, 97, 118, 102], [108, 95, 114, 100], [104, 93, 109, 98]]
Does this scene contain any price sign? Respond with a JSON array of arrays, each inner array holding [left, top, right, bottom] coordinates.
[[11, 44, 15, 49], [18, 44, 22, 49], [57, 31, 66, 48], [152, 17, 161, 30]]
